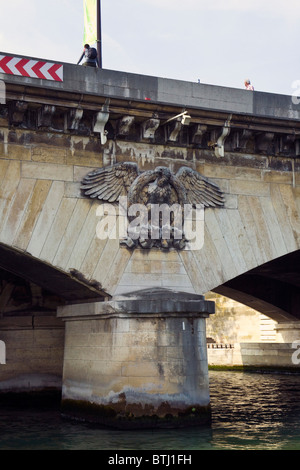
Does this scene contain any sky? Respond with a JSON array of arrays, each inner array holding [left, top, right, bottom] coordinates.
[[0, 0, 299, 96]]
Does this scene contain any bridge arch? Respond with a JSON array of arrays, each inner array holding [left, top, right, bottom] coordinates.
[[214, 250, 300, 322], [0, 160, 299, 322], [110, 181, 300, 322], [0, 243, 106, 394], [0, 64, 299, 327], [0, 243, 107, 304]]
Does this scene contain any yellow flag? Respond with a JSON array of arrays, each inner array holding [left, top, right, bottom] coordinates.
[[83, 0, 97, 45]]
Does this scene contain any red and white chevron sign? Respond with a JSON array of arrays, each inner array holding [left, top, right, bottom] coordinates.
[[0, 55, 63, 82]]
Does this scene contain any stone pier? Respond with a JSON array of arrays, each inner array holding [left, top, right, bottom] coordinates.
[[275, 322, 300, 343], [57, 288, 215, 429]]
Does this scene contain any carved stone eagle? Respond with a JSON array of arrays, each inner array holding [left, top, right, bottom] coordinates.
[[81, 162, 225, 250]]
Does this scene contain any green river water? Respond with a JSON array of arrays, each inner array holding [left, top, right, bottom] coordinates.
[[1, 370, 300, 451]]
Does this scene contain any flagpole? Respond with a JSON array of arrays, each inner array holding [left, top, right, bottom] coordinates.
[[97, 0, 102, 68]]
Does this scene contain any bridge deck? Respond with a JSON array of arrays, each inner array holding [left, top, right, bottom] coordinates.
[[1, 51, 300, 123]]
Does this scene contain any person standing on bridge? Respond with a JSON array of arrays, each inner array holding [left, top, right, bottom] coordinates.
[[77, 44, 99, 68], [244, 79, 254, 90]]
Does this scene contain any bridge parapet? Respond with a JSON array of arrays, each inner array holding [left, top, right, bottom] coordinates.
[[1, 53, 300, 160]]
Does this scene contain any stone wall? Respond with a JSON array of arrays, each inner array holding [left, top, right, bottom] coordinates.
[[206, 292, 277, 344], [0, 134, 299, 318], [0, 315, 64, 392], [208, 343, 300, 370]]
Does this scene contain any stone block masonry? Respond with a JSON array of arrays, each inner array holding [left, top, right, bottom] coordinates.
[[0, 315, 64, 393], [208, 342, 300, 371], [58, 289, 215, 429], [0, 53, 300, 421]]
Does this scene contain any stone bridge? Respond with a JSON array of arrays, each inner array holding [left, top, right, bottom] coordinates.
[[0, 52, 299, 427]]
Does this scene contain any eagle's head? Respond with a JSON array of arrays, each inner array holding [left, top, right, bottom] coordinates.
[[154, 167, 172, 186]]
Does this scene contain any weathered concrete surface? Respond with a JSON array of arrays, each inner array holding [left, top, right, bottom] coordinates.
[[58, 289, 214, 428]]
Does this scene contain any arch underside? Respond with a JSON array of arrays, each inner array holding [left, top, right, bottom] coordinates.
[[0, 243, 299, 323], [0, 243, 108, 307], [214, 250, 300, 322]]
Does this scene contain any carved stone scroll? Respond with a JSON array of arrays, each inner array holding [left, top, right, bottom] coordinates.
[[8, 101, 28, 125], [93, 110, 110, 145], [117, 116, 135, 136], [37, 105, 56, 128], [167, 120, 182, 142], [232, 129, 253, 151], [141, 118, 160, 140], [66, 108, 83, 131], [215, 115, 232, 158], [191, 124, 208, 145], [256, 132, 275, 154]]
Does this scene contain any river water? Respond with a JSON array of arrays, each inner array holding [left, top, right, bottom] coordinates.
[[1, 370, 300, 451]]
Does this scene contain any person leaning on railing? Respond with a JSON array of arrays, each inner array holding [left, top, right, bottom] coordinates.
[[77, 44, 99, 68], [244, 78, 254, 90]]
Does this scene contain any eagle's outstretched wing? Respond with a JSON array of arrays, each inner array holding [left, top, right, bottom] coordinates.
[[176, 166, 225, 208], [81, 162, 140, 203]]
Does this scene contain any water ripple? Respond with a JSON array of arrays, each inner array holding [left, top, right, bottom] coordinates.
[[1, 371, 300, 450]]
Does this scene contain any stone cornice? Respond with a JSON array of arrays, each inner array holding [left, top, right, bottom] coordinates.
[[1, 63, 300, 157]]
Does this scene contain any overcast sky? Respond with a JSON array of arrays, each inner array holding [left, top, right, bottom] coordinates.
[[0, 0, 299, 96]]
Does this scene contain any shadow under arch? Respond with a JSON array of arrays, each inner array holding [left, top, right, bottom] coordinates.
[[0, 243, 109, 304], [213, 250, 300, 322]]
